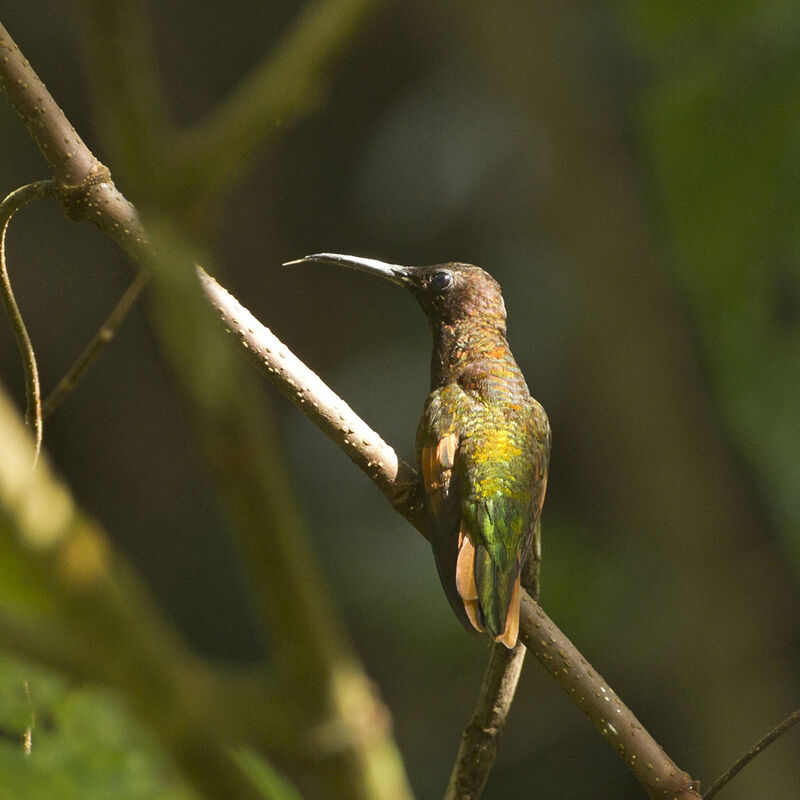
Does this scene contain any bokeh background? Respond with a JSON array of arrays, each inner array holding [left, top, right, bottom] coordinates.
[[1, 2, 800, 798]]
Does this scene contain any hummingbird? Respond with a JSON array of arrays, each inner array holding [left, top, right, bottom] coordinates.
[[285, 254, 550, 648]]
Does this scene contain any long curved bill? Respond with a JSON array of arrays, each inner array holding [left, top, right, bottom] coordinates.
[[283, 253, 411, 285]]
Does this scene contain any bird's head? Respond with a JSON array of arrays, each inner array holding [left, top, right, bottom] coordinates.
[[284, 253, 507, 332]]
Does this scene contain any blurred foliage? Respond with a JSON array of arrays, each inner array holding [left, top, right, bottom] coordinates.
[[0, 653, 193, 800], [232, 750, 304, 800], [624, 0, 800, 562], [0, 652, 300, 800]]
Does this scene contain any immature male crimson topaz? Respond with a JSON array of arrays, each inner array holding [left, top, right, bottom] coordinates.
[[286, 254, 551, 648]]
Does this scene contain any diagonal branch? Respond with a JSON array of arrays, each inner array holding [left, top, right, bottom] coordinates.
[[0, 22, 146, 251], [518, 594, 700, 799], [196, 266, 424, 528]]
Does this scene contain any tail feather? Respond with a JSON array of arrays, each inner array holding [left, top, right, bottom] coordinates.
[[498, 575, 521, 648], [456, 525, 485, 632], [458, 527, 521, 648], [474, 544, 518, 639]]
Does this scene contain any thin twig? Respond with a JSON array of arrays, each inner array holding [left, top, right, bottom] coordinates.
[[703, 708, 800, 799], [0, 180, 55, 463], [42, 271, 148, 419]]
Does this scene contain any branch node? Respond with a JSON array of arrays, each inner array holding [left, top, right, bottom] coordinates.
[[54, 163, 113, 220]]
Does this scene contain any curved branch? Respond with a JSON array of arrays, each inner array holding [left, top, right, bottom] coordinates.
[[172, 0, 382, 204], [0, 180, 55, 462]]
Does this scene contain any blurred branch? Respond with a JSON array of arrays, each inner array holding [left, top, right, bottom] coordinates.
[[77, 0, 383, 211], [170, 0, 380, 205], [76, 0, 174, 200], [0, 19, 413, 800], [155, 232, 412, 800], [703, 708, 800, 799], [0, 180, 54, 461]]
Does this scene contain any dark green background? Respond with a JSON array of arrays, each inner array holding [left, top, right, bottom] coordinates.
[[1, 2, 799, 797]]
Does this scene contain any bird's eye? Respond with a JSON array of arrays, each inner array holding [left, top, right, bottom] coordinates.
[[431, 270, 454, 291]]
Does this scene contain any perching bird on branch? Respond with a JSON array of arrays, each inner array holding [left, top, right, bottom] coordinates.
[[286, 254, 550, 648]]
